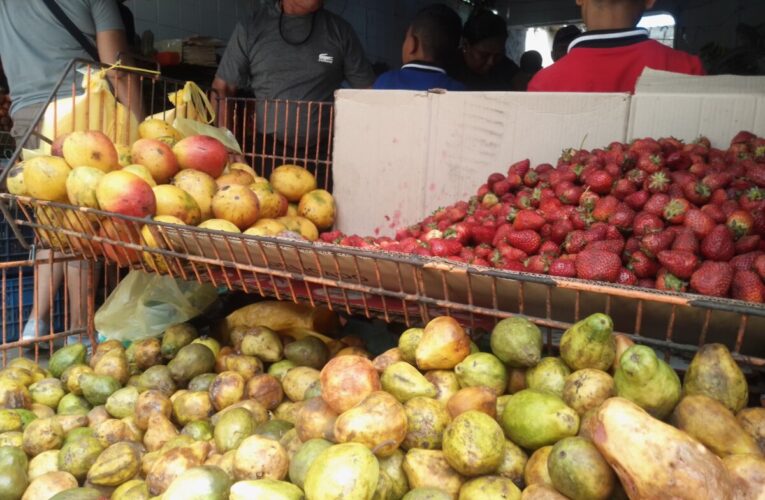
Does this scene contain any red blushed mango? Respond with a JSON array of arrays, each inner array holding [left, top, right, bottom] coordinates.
[[131, 138, 180, 184], [96, 170, 157, 218], [172, 135, 228, 178]]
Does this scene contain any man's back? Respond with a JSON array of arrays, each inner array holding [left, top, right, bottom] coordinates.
[[0, 0, 124, 115], [529, 32, 705, 93]]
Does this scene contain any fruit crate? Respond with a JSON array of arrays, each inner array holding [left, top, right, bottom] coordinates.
[[1, 60, 765, 375]]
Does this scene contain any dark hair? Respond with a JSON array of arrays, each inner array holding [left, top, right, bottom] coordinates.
[[410, 4, 463, 66], [463, 9, 508, 45], [520, 50, 543, 72], [553, 25, 582, 48]]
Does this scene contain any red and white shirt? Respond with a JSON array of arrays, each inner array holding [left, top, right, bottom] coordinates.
[[528, 28, 705, 94]]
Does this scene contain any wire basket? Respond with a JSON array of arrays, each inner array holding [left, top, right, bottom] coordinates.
[[1, 60, 764, 376]]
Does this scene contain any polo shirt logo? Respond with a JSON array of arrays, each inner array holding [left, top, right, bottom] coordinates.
[[318, 53, 334, 64]]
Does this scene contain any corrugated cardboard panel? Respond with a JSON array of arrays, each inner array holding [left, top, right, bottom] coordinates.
[[333, 90, 630, 236], [635, 69, 765, 95]]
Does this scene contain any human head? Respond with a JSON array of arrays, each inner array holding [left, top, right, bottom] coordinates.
[[577, 0, 655, 31], [462, 9, 508, 75], [402, 4, 462, 66], [281, 0, 324, 15], [520, 51, 543, 74], [552, 25, 582, 61]]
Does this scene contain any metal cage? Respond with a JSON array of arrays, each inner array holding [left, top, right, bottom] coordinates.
[[1, 60, 764, 382]]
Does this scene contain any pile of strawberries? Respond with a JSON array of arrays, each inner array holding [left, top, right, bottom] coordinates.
[[321, 132, 765, 303]]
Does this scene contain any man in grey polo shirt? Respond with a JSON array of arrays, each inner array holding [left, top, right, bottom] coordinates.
[[213, 0, 375, 175]]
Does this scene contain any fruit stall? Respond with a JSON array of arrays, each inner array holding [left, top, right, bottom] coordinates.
[[0, 59, 763, 499]]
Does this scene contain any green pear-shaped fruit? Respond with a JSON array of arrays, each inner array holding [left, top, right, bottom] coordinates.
[[500, 390, 579, 450], [454, 353, 507, 396], [559, 313, 615, 371], [490, 317, 542, 368], [443, 410, 504, 476], [683, 343, 748, 413], [614, 345, 681, 419], [382, 362, 437, 403], [525, 358, 570, 398]]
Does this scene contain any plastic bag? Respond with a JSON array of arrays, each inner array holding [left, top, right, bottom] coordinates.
[[148, 81, 216, 125], [172, 117, 242, 154], [94, 270, 218, 341], [38, 67, 139, 153]]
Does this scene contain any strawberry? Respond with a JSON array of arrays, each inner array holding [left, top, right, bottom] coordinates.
[[683, 209, 716, 238], [657, 250, 699, 279], [611, 178, 637, 200], [631, 138, 662, 156], [655, 269, 688, 292], [482, 193, 500, 208], [681, 181, 711, 206], [624, 237, 641, 257], [616, 267, 638, 286], [638, 278, 656, 288], [626, 168, 647, 185], [745, 164, 765, 187], [471, 225, 496, 245], [660, 137, 684, 154], [755, 254, 765, 280], [735, 235, 761, 254], [413, 246, 433, 257], [701, 225, 736, 261], [549, 258, 577, 277], [525, 255, 551, 274], [584, 223, 609, 242], [663, 198, 691, 224], [731, 270, 764, 303], [472, 258, 490, 267], [666, 151, 692, 170], [508, 159, 531, 177], [523, 170, 539, 187], [731, 131, 757, 145], [727, 210, 753, 239], [507, 230, 542, 254], [487, 172, 505, 186], [644, 193, 670, 216], [637, 153, 665, 173], [559, 185, 584, 205], [564, 230, 588, 254], [592, 196, 619, 222], [624, 190, 649, 211], [731, 251, 765, 271], [492, 223, 513, 247], [446, 206, 467, 223], [640, 231, 675, 257], [702, 172, 732, 191], [570, 209, 593, 230], [498, 243, 528, 262], [445, 222, 472, 244], [320, 230, 344, 244], [550, 218, 574, 244], [586, 239, 625, 255], [672, 229, 700, 254], [689, 162, 709, 178], [700, 204, 726, 223], [740, 187, 764, 212], [575, 250, 622, 282], [515, 191, 537, 209], [513, 210, 546, 231], [539, 240, 560, 256], [690, 261, 733, 297], [629, 250, 659, 279], [492, 179, 512, 196], [584, 170, 613, 194], [633, 212, 664, 236], [646, 171, 670, 193], [579, 191, 600, 211], [608, 205, 636, 232]]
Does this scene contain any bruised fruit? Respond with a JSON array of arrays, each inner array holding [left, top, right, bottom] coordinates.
[[442, 410, 504, 476], [525, 358, 570, 398], [559, 313, 615, 371], [382, 362, 437, 403], [334, 391, 407, 457], [490, 317, 542, 368], [548, 437, 614, 500], [614, 345, 681, 419], [683, 343, 748, 413], [304, 443, 379, 500], [63, 131, 118, 172], [562, 369, 615, 415], [403, 396, 450, 450], [212, 185, 260, 230], [320, 355, 380, 414]]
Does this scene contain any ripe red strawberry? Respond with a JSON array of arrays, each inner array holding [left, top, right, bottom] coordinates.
[[592, 196, 619, 222], [683, 208, 715, 238], [731, 251, 765, 271], [682, 181, 712, 206], [740, 187, 764, 212], [508, 159, 531, 177], [666, 151, 692, 170], [507, 230, 542, 254], [689, 162, 710, 178], [413, 246, 433, 257], [626, 168, 647, 185], [646, 171, 670, 193], [471, 225, 496, 245], [690, 261, 733, 297], [656, 250, 699, 279], [550, 218, 574, 244], [624, 190, 649, 211], [563, 230, 588, 254], [515, 191, 538, 209], [487, 172, 505, 186], [575, 250, 622, 282], [609, 179, 634, 200], [608, 205, 635, 232], [709, 188, 728, 206], [735, 235, 761, 254], [492, 223, 513, 247], [429, 239, 459, 257], [584, 170, 613, 194], [671, 229, 700, 255], [584, 223, 609, 242], [616, 267, 638, 286], [523, 170, 539, 187], [701, 225, 736, 261], [745, 163, 765, 187], [549, 258, 577, 277], [633, 212, 664, 237], [513, 210, 546, 231], [497, 243, 528, 262], [637, 278, 656, 288], [644, 193, 670, 216], [445, 222, 472, 245], [525, 255, 551, 274], [631, 138, 662, 156], [320, 230, 344, 244], [605, 224, 622, 240], [727, 210, 753, 239], [731, 131, 757, 145], [637, 153, 665, 173], [731, 270, 764, 303], [629, 250, 659, 279], [755, 254, 765, 280], [539, 240, 560, 256], [586, 239, 625, 255], [640, 231, 675, 257], [624, 237, 641, 257], [558, 184, 584, 205], [655, 269, 688, 292], [663, 198, 691, 224], [700, 204, 726, 223], [660, 137, 684, 154], [702, 172, 732, 191], [578, 191, 600, 211]]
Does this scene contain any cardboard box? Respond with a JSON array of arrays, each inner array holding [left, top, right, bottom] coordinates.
[[332, 69, 765, 236]]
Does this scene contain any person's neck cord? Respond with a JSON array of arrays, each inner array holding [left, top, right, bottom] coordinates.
[[279, 2, 318, 46]]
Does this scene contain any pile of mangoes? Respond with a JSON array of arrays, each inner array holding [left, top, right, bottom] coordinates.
[[0, 300, 763, 499]]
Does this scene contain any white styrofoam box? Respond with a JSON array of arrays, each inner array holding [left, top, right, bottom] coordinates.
[[333, 90, 631, 236]]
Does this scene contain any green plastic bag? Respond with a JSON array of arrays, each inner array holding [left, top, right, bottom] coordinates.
[[94, 270, 218, 341], [173, 117, 242, 153]]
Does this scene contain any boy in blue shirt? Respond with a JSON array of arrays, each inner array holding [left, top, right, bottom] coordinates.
[[373, 4, 465, 91]]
